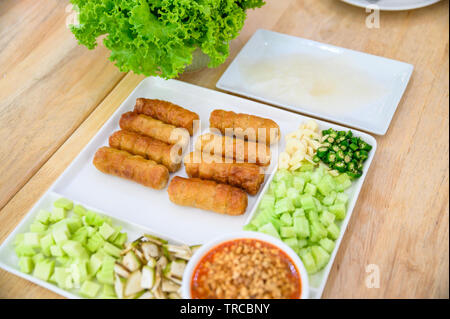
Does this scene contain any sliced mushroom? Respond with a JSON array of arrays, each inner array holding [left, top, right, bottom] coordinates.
[[141, 265, 155, 289], [124, 270, 143, 297], [141, 242, 160, 259], [122, 251, 141, 272], [143, 234, 167, 246], [114, 263, 130, 278]]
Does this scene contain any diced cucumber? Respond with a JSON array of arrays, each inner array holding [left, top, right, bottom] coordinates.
[[299, 252, 316, 274], [32, 253, 46, 264], [52, 223, 70, 244], [103, 242, 122, 258], [280, 213, 292, 226], [88, 252, 105, 276], [54, 198, 73, 211], [101, 284, 117, 299], [80, 280, 101, 298], [258, 223, 280, 239], [274, 169, 293, 187], [274, 198, 294, 215], [15, 244, 36, 257], [54, 267, 73, 289], [19, 257, 34, 274], [329, 203, 346, 220], [311, 246, 330, 270], [322, 191, 337, 206], [319, 238, 335, 253], [293, 176, 305, 193], [293, 216, 310, 239], [304, 183, 317, 196], [66, 217, 83, 234], [50, 245, 65, 257], [307, 210, 319, 222], [33, 259, 55, 281], [300, 195, 316, 211], [70, 261, 89, 287], [274, 181, 287, 199], [36, 210, 51, 225], [293, 208, 305, 217], [23, 232, 41, 248], [310, 221, 327, 243], [283, 238, 299, 251], [62, 241, 88, 259], [280, 226, 296, 238], [317, 174, 335, 196], [73, 204, 87, 217], [99, 222, 115, 241], [334, 173, 352, 191], [112, 232, 127, 248], [319, 210, 336, 227], [327, 223, 340, 240], [30, 222, 48, 233], [259, 194, 275, 210], [72, 227, 88, 245], [50, 207, 66, 223], [286, 188, 302, 207], [335, 193, 349, 204], [86, 233, 105, 253]]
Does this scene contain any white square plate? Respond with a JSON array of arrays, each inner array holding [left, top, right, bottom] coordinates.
[[217, 29, 413, 135], [0, 77, 376, 298]]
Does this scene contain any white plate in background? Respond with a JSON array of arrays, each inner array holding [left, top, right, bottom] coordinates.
[[217, 29, 413, 135], [340, 0, 441, 11]]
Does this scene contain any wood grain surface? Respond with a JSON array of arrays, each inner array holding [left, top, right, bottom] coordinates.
[[0, 0, 448, 298]]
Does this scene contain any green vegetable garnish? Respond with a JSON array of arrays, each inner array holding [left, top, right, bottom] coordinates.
[[319, 129, 372, 178], [69, 0, 265, 79]]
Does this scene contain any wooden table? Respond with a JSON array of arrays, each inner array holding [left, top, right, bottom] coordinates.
[[0, 0, 448, 299]]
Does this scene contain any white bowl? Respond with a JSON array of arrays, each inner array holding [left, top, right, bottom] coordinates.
[[182, 231, 310, 299]]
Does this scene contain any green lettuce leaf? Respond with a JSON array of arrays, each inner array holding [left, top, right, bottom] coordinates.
[[70, 0, 265, 79]]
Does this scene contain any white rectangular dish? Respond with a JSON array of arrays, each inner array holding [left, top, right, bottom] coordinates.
[[217, 29, 413, 135], [0, 77, 376, 298]]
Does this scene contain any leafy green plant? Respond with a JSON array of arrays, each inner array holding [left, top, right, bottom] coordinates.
[[70, 0, 265, 79]]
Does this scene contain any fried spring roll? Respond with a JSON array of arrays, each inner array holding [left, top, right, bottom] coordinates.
[[109, 130, 181, 172], [209, 109, 280, 145], [135, 98, 199, 135], [93, 147, 169, 190], [194, 133, 271, 166], [119, 111, 189, 147], [184, 152, 265, 195], [167, 176, 248, 216]]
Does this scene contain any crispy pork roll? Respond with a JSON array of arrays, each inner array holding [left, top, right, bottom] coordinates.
[[93, 147, 169, 190], [209, 109, 280, 145], [109, 130, 181, 172], [167, 176, 248, 216], [194, 133, 271, 166], [134, 98, 199, 135], [184, 152, 265, 195], [119, 111, 189, 148]]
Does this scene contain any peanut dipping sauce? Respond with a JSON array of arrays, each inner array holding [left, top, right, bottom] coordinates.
[[191, 239, 302, 299]]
